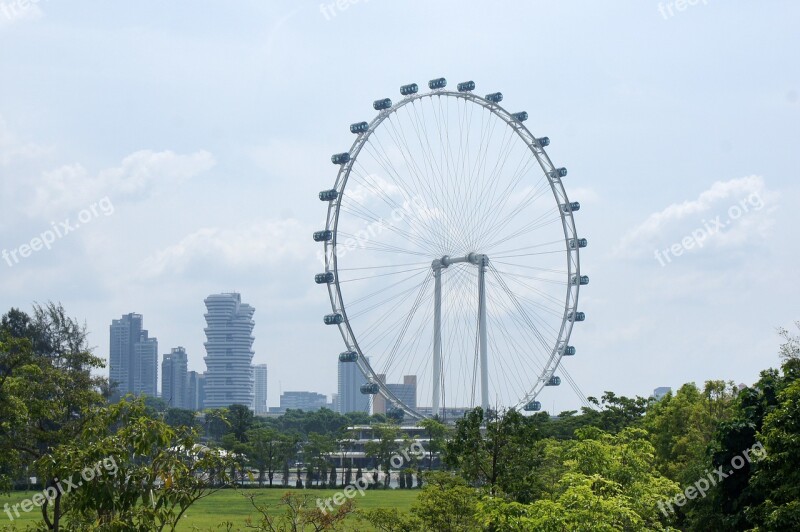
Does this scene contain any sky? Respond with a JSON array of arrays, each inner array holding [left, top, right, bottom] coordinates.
[[0, 1, 798, 412]]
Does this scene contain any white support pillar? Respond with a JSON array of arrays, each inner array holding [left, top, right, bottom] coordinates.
[[477, 255, 489, 413], [432, 263, 442, 417]]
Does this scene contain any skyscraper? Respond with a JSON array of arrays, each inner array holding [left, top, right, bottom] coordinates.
[[337, 360, 369, 414], [253, 363, 268, 415], [187, 371, 206, 411], [109, 313, 142, 397], [109, 313, 158, 399], [162, 347, 189, 408], [134, 331, 158, 397], [203, 293, 255, 409]]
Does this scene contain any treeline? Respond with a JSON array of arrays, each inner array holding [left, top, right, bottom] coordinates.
[[2, 303, 799, 530]]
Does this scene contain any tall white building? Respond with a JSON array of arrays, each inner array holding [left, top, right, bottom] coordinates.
[[203, 293, 255, 409], [162, 347, 189, 408], [253, 363, 268, 414]]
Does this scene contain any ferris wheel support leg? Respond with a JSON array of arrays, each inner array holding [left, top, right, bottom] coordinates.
[[432, 266, 442, 417], [478, 256, 489, 413]]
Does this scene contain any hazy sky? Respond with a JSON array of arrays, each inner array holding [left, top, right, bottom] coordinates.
[[1, 1, 798, 411]]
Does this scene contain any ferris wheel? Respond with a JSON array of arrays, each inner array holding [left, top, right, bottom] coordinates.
[[314, 78, 589, 420]]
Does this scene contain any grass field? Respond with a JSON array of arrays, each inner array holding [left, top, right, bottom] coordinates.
[[1, 488, 418, 531]]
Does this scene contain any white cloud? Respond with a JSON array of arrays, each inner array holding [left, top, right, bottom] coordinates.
[[614, 175, 778, 259], [0, 0, 43, 28], [28, 150, 215, 217], [137, 219, 312, 278]]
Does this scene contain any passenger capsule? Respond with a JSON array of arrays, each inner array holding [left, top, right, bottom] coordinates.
[[485, 92, 503, 103], [315, 272, 334, 284], [524, 400, 542, 412], [561, 202, 580, 213], [537, 137, 550, 147], [360, 383, 379, 394], [512, 111, 528, 122], [331, 152, 350, 165], [549, 167, 568, 178], [400, 83, 419, 96], [373, 98, 392, 110], [563, 345, 576, 356], [568, 238, 588, 250], [569, 275, 589, 286], [546, 376, 562, 386], [339, 351, 358, 362], [428, 77, 447, 90], [319, 189, 338, 201], [324, 313, 343, 325], [568, 311, 586, 322], [350, 122, 369, 134], [313, 230, 332, 242], [457, 80, 475, 92]]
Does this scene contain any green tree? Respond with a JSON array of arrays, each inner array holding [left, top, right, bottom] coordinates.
[[38, 398, 233, 531], [418, 418, 448, 470], [364, 424, 401, 489]]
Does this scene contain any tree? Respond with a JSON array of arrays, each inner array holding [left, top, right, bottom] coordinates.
[[38, 399, 233, 531], [247, 428, 284, 487], [418, 418, 448, 470], [364, 424, 400, 489], [227, 404, 255, 443], [444, 408, 539, 497], [0, 304, 107, 501]]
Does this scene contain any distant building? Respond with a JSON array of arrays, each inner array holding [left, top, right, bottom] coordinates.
[[133, 331, 158, 397], [187, 371, 205, 411], [337, 359, 369, 414], [203, 293, 255, 409], [162, 347, 189, 409], [373, 375, 417, 414], [653, 387, 672, 400], [110, 313, 157, 399], [253, 364, 268, 415], [279, 391, 327, 412]]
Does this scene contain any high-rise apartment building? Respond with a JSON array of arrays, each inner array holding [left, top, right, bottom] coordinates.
[[109, 313, 158, 399], [133, 331, 158, 397], [203, 293, 255, 409], [337, 360, 369, 414], [253, 364, 268, 415], [187, 371, 206, 411], [162, 347, 189, 408]]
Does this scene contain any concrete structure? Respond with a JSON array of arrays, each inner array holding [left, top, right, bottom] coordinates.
[[653, 386, 672, 400], [337, 359, 369, 414], [162, 347, 189, 408], [187, 371, 205, 411], [253, 363, 268, 415], [202, 293, 255, 409], [133, 331, 158, 397], [373, 375, 417, 415], [109, 313, 143, 398], [279, 391, 327, 412]]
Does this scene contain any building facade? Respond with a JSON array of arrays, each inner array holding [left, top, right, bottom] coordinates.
[[203, 293, 255, 409], [109, 313, 158, 399], [279, 391, 327, 412], [162, 347, 189, 408], [337, 360, 369, 414], [253, 363, 268, 415], [187, 371, 205, 411]]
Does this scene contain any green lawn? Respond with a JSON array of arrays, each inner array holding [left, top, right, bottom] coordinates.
[[1, 488, 418, 531]]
